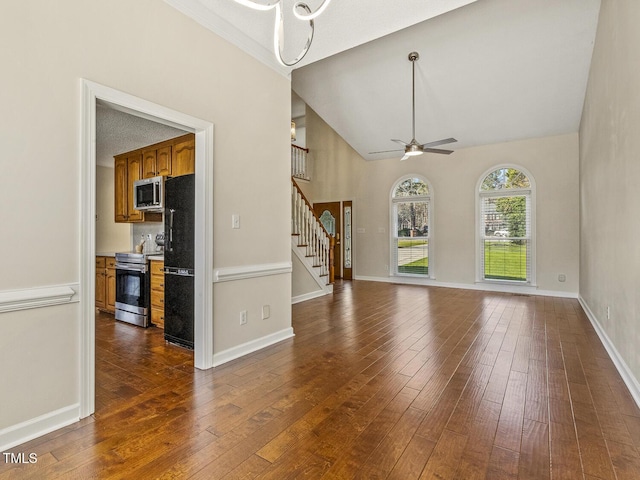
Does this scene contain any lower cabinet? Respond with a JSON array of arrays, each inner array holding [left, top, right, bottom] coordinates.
[[96, 256, 116, 314], [150, 260, 165, 328], [106, 258, 116, 313], [95, 257, 106, 310]]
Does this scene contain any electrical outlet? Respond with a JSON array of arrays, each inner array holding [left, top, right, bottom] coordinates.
[[240, 310, 247, 325], [262, 305, 270, 320], [558, 274, 566, 282]]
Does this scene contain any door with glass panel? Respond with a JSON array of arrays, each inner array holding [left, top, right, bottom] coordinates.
[[314, 202, 341, 278]]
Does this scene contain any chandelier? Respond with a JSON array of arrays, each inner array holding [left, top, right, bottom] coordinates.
[[231, 0, 332, 67]]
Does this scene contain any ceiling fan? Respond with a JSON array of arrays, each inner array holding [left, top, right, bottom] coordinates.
[[369, 52, 457, 161]]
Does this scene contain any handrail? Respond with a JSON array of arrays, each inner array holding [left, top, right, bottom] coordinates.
[[292, 178, 333, 241], [291, 144, 309, 153], [291, 178, 335, 283]]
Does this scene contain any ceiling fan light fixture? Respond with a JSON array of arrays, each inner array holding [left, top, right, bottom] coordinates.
[[368, 52, 457, 159]]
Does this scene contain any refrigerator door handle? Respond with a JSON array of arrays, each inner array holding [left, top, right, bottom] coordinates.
[[167, 208, 175, 252]]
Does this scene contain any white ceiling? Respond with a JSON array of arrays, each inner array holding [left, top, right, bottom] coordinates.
[[166, 0, 601, 161], [96, 104, 188, 167]]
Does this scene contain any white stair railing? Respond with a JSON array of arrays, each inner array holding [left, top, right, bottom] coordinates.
[[291, 179, 334, 283], [291, 144, 310, 180]]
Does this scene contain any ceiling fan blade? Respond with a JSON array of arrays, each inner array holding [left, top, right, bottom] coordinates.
[[421, 137, 457, 148], [400, 154, 410, 161], [423, 147, 454, 155], [368, 149, 404, 154], [391, 139, 409, 147]]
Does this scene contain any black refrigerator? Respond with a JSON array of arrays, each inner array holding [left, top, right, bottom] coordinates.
[[164, 174, 195, 349]]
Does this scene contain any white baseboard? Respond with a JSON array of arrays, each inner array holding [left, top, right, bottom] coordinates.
[[354, 275, 577, 298], [292, 288, 332, 304], [0, 404, 80, 451], [212, 327, 295, 367], [579, 297, 640, 409]]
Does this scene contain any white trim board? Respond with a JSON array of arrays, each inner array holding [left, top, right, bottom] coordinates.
[[354, 275, 577, 299], [212, 327, 295, 367], [214, 262, 292, 283], [80, 79, 215, 421], [579, 297, 640, 409], [0, 284, 78, 314], [0, 404, 80, 452], [292, 289, 328, 304]]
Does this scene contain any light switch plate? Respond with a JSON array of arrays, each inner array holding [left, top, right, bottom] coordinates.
[[232, 214, 240, 229]]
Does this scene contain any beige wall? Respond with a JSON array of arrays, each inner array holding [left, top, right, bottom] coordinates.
[[580, 0, 640, 380], [305, 107, 580, 294], [0, 0, 290, 433], [96, 166, 130, 253], [291, 254, 324, 299]]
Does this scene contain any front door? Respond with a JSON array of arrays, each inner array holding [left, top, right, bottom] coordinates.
[[314, 202, 341, 279]]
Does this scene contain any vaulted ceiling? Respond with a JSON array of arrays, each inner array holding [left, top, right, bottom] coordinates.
[[166, 0, 601, 160]]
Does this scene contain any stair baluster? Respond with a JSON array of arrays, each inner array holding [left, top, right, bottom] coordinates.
[[291, 179, 335, 284]]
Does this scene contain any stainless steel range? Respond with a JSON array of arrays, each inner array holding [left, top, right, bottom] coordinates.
[[114, 252, 151, 327]]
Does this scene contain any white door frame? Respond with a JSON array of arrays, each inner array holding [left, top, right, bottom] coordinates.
[[80, 79, 214, 418]]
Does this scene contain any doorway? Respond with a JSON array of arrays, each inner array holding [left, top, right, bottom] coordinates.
[[313, 200, 353, 280], [80, 80, 214, 419]]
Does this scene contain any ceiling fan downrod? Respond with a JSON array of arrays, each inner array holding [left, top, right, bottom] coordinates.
[[409, 51, 419, 142]]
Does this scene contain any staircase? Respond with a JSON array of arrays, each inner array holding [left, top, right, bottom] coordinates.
[[291, 178, 334, 298]]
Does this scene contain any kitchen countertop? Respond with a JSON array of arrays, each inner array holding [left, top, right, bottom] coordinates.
[[96, 252, 116, 257], [147, 254, 164, 261]]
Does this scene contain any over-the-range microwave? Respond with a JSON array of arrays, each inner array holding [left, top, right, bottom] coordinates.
[[133, 176, 164, 212]]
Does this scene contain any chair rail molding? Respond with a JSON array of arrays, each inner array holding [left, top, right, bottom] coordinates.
[[0, 284, 78, 314], [214, 262, 292, 283]]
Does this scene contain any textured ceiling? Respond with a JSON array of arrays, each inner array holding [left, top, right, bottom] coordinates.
[[96, 104, 188, 167]]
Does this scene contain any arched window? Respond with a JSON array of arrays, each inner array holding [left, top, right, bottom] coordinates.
[[391, 176, 432, 277], [477, 166, 535, 284]]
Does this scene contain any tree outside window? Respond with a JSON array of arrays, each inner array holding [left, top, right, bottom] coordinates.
[[479, 167, 533, 282], [392, 177, 431, 276]]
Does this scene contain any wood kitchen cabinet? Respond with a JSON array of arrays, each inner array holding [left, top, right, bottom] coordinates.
[[114, 152, 161, 223], [106, 257, 116, 313], [172, 136, 195, 176], [150, 259, 165, 328], [95, 257, 106, 310], [143, 145, 172, 178], [114, 152, 144, 223], [114, 133, 194, 223], [96, 256, 116, 314]]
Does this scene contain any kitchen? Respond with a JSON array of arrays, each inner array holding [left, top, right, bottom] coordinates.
[[95, 103, 196, 351]]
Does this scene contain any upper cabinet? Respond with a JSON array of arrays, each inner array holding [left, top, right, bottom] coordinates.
[[114, 152, 149, 223], [172, 136, 195, 177], [143, 145, 172, 179], [114, 133, 194, 223]]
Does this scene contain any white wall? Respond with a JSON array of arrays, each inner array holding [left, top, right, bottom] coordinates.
[[579, 0, 640, 385], [0, 0, 291, 439], [305, 107, 580, 294]]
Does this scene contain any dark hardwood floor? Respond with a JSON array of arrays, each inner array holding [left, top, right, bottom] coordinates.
[[2, 280, 640, 479]]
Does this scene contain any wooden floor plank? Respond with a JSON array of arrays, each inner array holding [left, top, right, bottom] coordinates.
[[1, 281, 639, 479]]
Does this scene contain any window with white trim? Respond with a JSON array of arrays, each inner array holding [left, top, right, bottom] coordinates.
[[391, 176, 432, 277], [478, 167, 534, 283]]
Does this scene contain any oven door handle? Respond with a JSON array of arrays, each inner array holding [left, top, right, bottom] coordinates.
[[115, 263, 148, 273]]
